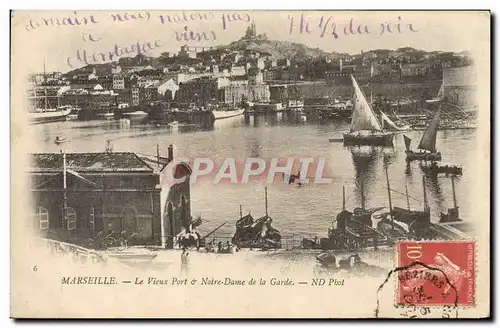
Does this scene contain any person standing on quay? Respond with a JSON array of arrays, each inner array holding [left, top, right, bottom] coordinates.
[[181, 247, 190, 277]]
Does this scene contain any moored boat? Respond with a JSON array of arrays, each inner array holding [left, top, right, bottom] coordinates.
[[420, 161, 463, 176], [211, 108, 245, 120], [122, 110, 149, 118], [29, 107, 72, 124], [27, 61, 71, 124], [231, 188, 282, 249], [341, 75, 394, 146], [320, 186, 388, 251], [405, 105, 443, 161], [97, 111, 115, 119], [343, 130, 395, 146]]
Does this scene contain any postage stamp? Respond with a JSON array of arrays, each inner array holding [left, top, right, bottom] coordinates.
[[396, 241, 475, 306]]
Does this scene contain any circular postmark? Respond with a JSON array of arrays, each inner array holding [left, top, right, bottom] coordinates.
[[374, 261, 459, 318]]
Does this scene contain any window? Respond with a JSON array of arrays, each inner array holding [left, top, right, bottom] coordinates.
[[121, 206, 138, 233], [67, 207, 77, 231], [89, 207, 95, 230], [38, 206, 49, 230]]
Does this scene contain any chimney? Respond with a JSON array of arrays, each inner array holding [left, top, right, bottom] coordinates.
[[168, 144, 174, 162]]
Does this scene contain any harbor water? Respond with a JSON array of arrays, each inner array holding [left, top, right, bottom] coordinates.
[[29, 112, 478, 240]]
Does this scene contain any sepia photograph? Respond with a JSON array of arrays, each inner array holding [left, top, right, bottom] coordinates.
[[9, 9, 491, 318]]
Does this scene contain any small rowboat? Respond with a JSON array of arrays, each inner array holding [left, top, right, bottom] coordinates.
[[420, 161, 463, 176], [54, 136, 68, 144]]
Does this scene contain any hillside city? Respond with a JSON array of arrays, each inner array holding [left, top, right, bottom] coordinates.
[[28, 22, 475, 115]]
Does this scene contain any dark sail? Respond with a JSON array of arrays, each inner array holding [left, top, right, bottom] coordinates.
[[403, 135, 412, 151], [417, 106, 442, 153]]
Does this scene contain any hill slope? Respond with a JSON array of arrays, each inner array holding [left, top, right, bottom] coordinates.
[[224, 38, 349, 61]]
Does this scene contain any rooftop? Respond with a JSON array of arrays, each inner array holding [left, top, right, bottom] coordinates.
[[30, 152, 155, 173]]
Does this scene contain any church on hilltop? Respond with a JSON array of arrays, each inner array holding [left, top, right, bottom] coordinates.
[[243, 21, 267, 41]]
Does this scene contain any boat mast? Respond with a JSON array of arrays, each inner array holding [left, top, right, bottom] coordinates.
[[385, 166, 393, 223], [61, 149, 68, 228], [342, 185, 346, 211], [156, 144, 160, 167], [360, 179, 366, 211], [264, 186, 268, 217], [43, 59, 48, 110], [451, 175, 457, 208], [405, 184, 411, 210], [32, 78, 37, 111], [422, 175, 429, 211], [370, 62, 373, 106]]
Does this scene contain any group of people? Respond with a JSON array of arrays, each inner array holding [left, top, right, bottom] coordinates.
[[205, 240, 237, 254]]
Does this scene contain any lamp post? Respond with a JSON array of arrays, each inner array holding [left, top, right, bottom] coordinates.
[[55, 136, 68, 230]]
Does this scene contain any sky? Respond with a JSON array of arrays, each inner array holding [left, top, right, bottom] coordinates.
[[11, 10, 490, 74]]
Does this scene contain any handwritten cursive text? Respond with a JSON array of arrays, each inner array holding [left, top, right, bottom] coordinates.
[[66, 39, 165, 68], [288, 14, 418, 39]]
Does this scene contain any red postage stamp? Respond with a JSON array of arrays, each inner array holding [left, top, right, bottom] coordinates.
[[396, 241, 475, 306]]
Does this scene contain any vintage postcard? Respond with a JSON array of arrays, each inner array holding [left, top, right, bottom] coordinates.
[[10, 10, 490, 318]]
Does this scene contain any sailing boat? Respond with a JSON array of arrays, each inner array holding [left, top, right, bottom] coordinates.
[[426, 84, 444, 104], [379, 111, 411, 131], [232, 187, 282, 249], [404, 105, 443, 161], [211, 95, 245, 120], [386, 175, 432, 238], [342, 75, 394, 146], [324, 183, 387, 251], [28, 62, 71, 124]]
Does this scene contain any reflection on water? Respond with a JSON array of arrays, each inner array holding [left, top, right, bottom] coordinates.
[[350, 146, 382, 208], [30, 113, 477, 237], [425, 173, 446, 214]]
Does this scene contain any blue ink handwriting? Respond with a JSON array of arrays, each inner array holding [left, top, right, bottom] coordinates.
[[25, 11, 99, 31], [66, 39, 165, 68], [158, 12, 214, 25], [289, 14, 418, 39], [109, 12, 151, 22], [174, 26, 217, 42], [82, 33, 102, 42], [221, 13, 251, 30]]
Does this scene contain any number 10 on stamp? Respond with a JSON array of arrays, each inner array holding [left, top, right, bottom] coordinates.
[[396, 241, 475, 306]]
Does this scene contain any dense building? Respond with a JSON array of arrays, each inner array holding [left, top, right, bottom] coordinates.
[[324, 71, 350, 85], [85, 88, 117, 110], [179, 45, 211, 59], [280, 68, 300, 81], [29, 146, 192, 248], [372, 62, 392, 76], [269, 85, 289, 102], [116, 89, 132, 105], [158, 79, 179, 100], [401, 63, 430, 77], [263, 68, 280, 81], [131, 86, 140, 106], [112, 72, 125, 90], [177, 76, 227, 106]]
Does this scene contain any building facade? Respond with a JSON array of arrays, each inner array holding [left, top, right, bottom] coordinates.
[[29, 149, 192, 249], [112, 73, 125, 90], [442, 66, 477, 107], [325, 71, 350, 85], [401, 63, 430, 77]]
